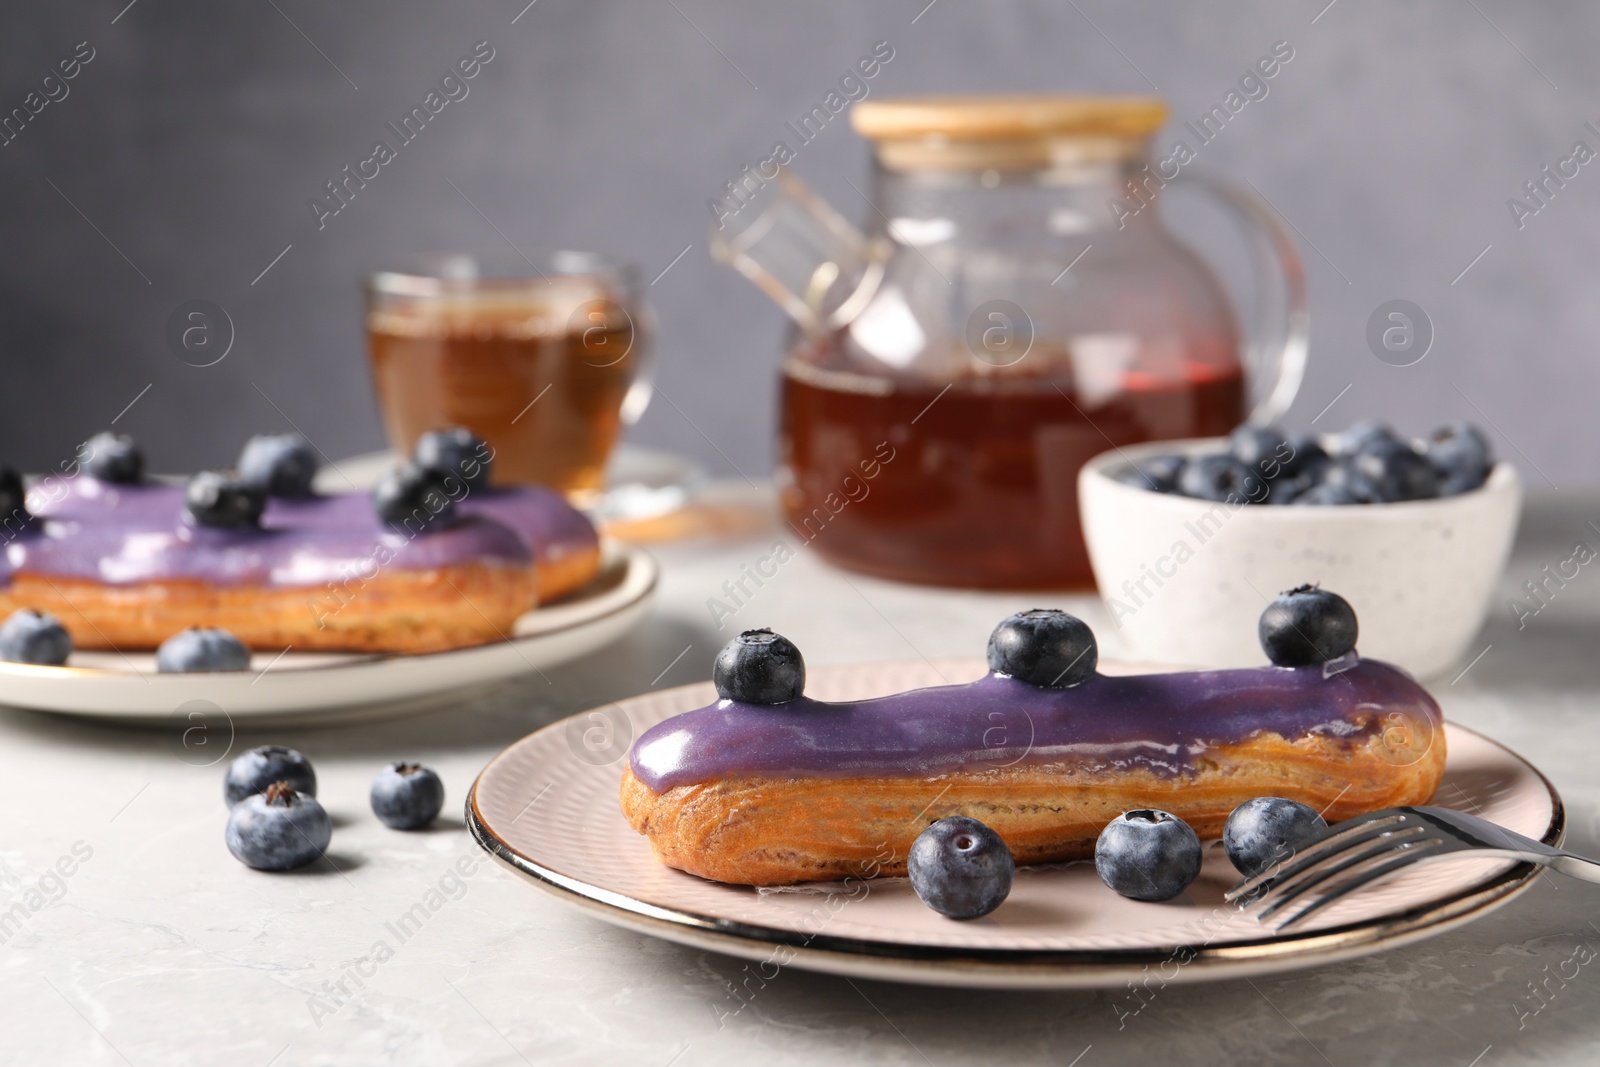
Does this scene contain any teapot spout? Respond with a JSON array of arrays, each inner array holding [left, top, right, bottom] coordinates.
[[709, 169, 886, 339]]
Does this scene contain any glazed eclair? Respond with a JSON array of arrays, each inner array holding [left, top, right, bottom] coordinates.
[[621, 591, 1444, 886]]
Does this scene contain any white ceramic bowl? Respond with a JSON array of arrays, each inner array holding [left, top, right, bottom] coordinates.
[[1078, 438, 1522, 680]]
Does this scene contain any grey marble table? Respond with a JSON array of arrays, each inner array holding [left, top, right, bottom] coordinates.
[[3, 485, 1598, 1067]]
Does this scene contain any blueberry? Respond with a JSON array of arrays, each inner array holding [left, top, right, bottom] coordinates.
[[157, 627, 251, 673], [1314, 459, 1384, 503], [1258, 585, 1358, 666], [370, 762, 445, 830], [1265, 473, 1310, 505], [1094, 809, 1202, 902], [1115, 454, 1185, 493], [1424, 421, 1493, 495], [1176, 454, 1267, 504], [414, 427, 494, 490], [987, 609, 1097, 688], [81, 431, 144, 484], [713, 628, 804, 704], [1224, 797, 1328, 877], [224, 745, 316, 806], [1228, 425, 1288, 472], [0, 466, 29, 526], [185, 470, 266, 528], [1278, 435, 1329, 480], [1289, 482, 1363, 506], [908, 816, 1014, 919], [1350, 439, 1439, 502], [373, 462, 459, 531], [1330, 419, 1402, 458], [225, 782, 332, 871], [238, 433, 319, 498], [0, 609, 71, 665]]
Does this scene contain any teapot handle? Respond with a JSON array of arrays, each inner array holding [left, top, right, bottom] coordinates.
[[1175, 174, 1309, 427]]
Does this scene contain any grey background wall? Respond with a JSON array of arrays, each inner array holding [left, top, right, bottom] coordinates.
[[0, 1, 1593, 489]]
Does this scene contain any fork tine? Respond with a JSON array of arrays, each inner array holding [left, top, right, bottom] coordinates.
[[1224, 812, 1412, 903], [1272, 837, 1450, 928], [1250, 826, 1431, 922]]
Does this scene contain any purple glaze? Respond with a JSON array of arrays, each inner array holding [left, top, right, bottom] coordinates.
[[628, 659, 1442, 792], [461, 488, 599, 568], [12, 476, 593, 588]]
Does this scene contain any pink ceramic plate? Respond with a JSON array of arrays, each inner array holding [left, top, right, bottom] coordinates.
[[467, 659, 1562, 989]]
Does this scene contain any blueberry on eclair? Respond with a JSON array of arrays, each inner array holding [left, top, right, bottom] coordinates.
[[81, 431, 144, 484], [238, 433, 319, 498], [713, 628, 804, 704], [372, 462, 458, 532], [986, 609, 1097, 688], [1258, 585, 1358, 666], [185, 470, 266, 528], [414, 427, 494, 491]]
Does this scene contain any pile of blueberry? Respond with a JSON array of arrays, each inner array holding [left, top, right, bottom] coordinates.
[[222, 745, 446, 871], [1115, 419, 1495, 505]]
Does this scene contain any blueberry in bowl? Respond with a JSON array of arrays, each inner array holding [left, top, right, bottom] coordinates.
[[1223, 797, 1327, 877], [238, 433, 319, 498], [414, 427, 494, 491], [185, 471, 267, 528], [1112, 453, 1185, 493], [1278, 434, 1328, 481], [370, 762, 445, 830], [1330, 418, 1406, 459], [1227, 424, 1289, 473], [1349, 439, 1439, 502], [225, 782, 332, 871], [714, 628, 805, 704], [157, 627, 251, 673], [224, 745, 316, 807], [81, 431, 144, 484], [0, 609, 72, 665], [1102, 419, 1495, 508], [987, 609, 1097, 688], [1178, 454, 1266, 504], [1095, 809, 1202, 901], [908, 816, 1014, 919], [1289, 479, 1365, 507], [1425, 421, 1493, 495]]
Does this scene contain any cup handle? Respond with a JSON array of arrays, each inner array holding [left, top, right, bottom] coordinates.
[[1175, 174, 1309, 427], [619, 301, 657, 427]]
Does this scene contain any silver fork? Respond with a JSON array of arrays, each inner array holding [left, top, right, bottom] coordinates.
[[1224, 805, 1600, 929]]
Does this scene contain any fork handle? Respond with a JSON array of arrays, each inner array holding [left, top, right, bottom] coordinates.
[[1549, 853, 1600, 884]]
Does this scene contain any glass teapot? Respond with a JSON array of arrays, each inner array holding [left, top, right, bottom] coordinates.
[[712, 96, 1306, 589]]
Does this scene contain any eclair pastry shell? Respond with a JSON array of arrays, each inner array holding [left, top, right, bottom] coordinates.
[[9, 562, 540, 654], [620, 723, 1446, 886]]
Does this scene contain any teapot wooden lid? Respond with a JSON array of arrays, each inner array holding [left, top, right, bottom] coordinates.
[[851, 95, 1167, 142]]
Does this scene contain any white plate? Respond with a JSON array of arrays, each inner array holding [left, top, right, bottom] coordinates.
[[0, 541, 656, 726], [467, 658, 1562, 989]]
